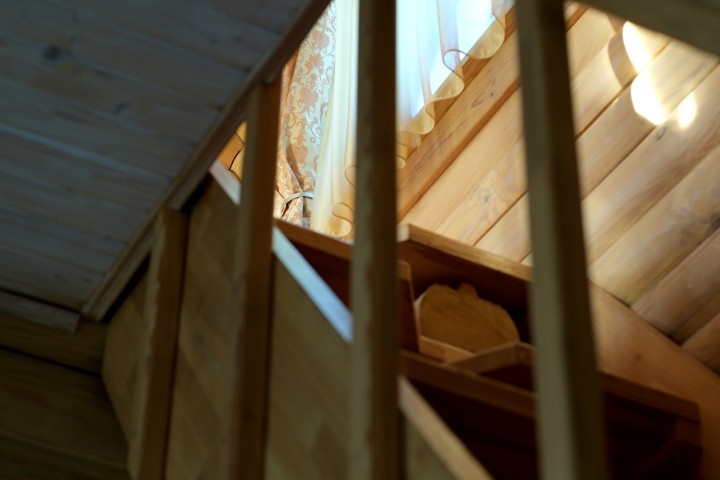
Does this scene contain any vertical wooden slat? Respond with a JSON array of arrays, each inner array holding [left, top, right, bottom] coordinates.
[[349, 0, 398, 478], [223, 80, 281, 480], [515, 0, 607, 479], [128, 208, 187, 480]]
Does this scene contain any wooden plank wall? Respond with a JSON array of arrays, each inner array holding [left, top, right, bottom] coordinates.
[[103, 179, 457, 479], [0, 344, 128, 479], [400, 6, 720, 372]]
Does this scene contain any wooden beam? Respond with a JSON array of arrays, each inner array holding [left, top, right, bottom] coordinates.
[[0, 289, 79, 332], [582, 0, 720, 57], [0, 313, 105, 374], [128, 209, 188, 480], [349, 0, 398, 478], [81, 0, 333, 322], [223, 79, 281, 480], [515, 0, 607, 478]]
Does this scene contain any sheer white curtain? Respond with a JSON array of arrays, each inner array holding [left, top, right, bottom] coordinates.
[[279, 0, 514, 238], [397, 0, 513, 155], [311, 0, 358, 238]]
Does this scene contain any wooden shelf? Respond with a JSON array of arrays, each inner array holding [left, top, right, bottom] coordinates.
[[403, 347, 701, 479]]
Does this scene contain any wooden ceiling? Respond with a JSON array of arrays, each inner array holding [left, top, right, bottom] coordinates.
[[400, 6, 720, 373], [0, 0, 324, 317]]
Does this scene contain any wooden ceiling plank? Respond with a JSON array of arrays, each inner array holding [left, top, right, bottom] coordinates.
[[81, 0, 334, 321], [590, 142, 720, 304], [581, 0, 720, 58], [0, 29, 221, 142], [0, 244, 103, 305], [0, 208, 124, 269], [4, 0, 248, 104], [209, 0, 307, 32], [0, 290, 78, 333], [0, 141, 166, 213], [0, 77, 194, 176], [633, 227, 720, 337], [683, 310, 720, 372], [398, 4, 590, 220], [0, 170, 144, 243], [46, 0, 276, 69], [0, 207, 125, 262]]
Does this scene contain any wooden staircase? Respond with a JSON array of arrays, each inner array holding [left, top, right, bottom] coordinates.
[[102, 178, 715, 479]]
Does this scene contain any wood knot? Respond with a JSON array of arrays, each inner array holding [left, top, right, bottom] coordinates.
[[42, 45, 63, 60]]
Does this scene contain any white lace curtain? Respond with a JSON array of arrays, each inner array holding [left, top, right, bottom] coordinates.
[[257, 0, 514, 238]]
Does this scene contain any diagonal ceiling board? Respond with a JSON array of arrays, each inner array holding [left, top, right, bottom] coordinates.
[[0, 212, 123, 273], [46, 0, 276, 69], [0, 77, 196, 175], [0, 142, 167, 213], [0, 171, 146, 243], [0, 248, 102, 310], [4, 0, 250, 105], [82, 0, 334, 320], [210, 0, 307, 31], [0, 30, 221, 142]]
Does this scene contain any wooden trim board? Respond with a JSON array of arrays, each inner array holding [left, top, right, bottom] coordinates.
[[0, 289, 79, 332], [128, 209, 188, 480]]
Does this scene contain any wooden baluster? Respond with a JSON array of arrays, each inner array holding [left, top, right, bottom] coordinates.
[[348, 0, 398, 478], [515, 0, 607, 478], [224, 79, 281, 480], [129, 208, 188, 480]]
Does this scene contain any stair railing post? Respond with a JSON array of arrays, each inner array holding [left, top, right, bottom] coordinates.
[[515, 0, 608, 478], [223, 79, 282, 480], [349, 0, 399, 478]]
